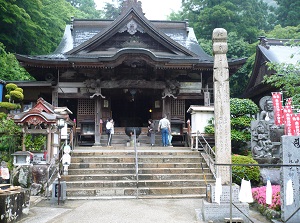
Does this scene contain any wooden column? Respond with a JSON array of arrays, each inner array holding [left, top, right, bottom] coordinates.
[[94, 97, 102, 146], [162, 97, 171, 119], [47, 125, 52, 163]]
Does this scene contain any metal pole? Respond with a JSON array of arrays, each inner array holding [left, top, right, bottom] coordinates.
[[230, 165, 232, 223]]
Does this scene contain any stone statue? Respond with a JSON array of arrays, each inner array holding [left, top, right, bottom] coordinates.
[[252, 121, 273, 158], [259, 96, 274, 123]]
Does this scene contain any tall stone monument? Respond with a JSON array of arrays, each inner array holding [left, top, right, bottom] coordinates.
[[212, 28, 231, 184], [281, 136, 300, 222], [198, 28, 249, 222]]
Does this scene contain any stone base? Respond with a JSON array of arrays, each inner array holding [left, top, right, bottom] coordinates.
[[199, 199, 249, 223], [0, 189, 30, 223], [207, 184, 240, 203]]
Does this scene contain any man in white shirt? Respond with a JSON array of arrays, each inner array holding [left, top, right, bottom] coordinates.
[[106, 118, 114, 146], [157, 114, 171, 147]]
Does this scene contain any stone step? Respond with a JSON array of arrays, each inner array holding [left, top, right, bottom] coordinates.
[[64, 179, 212, 189], [68, 162, 205, 169], [70, 157, 202, 163], [62, 173, 213, 181], [63, 145, 215, 199], [65, 186, 208, 197], [68, 167, 211, 175], [70, 150, 200, 156]]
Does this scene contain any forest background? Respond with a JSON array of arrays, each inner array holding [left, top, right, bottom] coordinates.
[[0, 0, 300, 97]]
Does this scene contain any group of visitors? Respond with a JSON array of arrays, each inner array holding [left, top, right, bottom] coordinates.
[[104, 114, 172, 147]]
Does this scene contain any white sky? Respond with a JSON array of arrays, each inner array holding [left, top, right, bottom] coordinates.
[[94, 0, 182, 20]]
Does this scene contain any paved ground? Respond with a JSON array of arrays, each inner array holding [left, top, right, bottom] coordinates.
[[18, 197, 270, 223]]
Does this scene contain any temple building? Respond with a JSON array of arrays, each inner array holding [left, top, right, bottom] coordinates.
[[15, 0, 246, 145], [243, 37, 300, 103]]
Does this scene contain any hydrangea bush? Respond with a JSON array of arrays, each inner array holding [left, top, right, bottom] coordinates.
[[252, 185, 281, 211]]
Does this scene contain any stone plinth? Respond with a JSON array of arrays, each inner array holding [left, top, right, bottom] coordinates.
[[281, 136, 300, 223], [199, 199, 249, 223], [206, 183, 240, 203], [200, 184, 249, 222], [0, 189, 30, 223]]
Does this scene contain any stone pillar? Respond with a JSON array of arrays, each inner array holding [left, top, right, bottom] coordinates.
[[281, 136, 300, 222], [212, 28, 231, 184], [94, 97, 102, 146]]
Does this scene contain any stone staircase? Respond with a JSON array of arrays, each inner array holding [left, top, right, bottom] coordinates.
[[62, 146, 215, 199]]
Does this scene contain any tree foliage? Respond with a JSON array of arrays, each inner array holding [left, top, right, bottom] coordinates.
[[66, 0, 103, 18], [102, 0, 123, 19], [204, 98, 259, 154], [264, 61, 300, 105], [0, 43, 32, 81], [177, 0, 274, 43], [0, 0, 86, 54], [273, 0, 300, 27], [0, 83, 24, 111]]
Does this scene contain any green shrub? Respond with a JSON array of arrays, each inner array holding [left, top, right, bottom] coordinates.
[[230, 98, 259, 117], [5, 83, 17, 92], [232, 155, 260, 186], [0, 102, 20, 110], [0, 112, 7, 119], [204, 125, 214, 134], [24, 134, 46, 151], [10, 90, 24, 101]]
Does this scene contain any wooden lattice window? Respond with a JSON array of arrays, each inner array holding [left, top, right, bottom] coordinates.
[[171, 99, 185, 120], [78, 99, 95, 116]]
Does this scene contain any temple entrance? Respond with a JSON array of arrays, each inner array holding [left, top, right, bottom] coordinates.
[[111, 96, 152, 127]]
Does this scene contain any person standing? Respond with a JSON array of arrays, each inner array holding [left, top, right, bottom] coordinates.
[[157, 114, 171, 147], [106, 118, 114, 147], [148, 119, 155, 146]]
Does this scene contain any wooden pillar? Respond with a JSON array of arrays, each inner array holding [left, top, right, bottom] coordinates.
[[162, 97, 171, 119], [94, 97, 102, 146], [52, 87, 58, 107], [46, 125, 52, 163]]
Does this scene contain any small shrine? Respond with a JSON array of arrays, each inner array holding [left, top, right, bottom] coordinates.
[[12, 97, 74, 163]]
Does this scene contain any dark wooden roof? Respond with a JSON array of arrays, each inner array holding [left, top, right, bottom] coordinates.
[[16, 0, 245, 72], [243, 37, 300, 101]]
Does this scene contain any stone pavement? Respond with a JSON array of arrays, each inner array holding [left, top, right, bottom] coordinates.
[[17, 197, 270, 223]]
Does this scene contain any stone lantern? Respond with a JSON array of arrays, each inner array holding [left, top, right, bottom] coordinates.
[[11, 151, 32, 166]]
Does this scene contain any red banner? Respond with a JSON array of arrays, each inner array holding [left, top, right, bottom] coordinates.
[[292, 114, 300, 136], [283, 104, 293, 135], [272, 92, 283, 125]]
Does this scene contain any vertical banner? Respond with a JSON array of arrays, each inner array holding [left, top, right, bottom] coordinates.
[[272, 92, 283, 125], [292, 114, 300, 136], [283, 98, 293, 135]]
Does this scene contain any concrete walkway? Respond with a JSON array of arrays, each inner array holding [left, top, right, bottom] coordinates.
[[18, 197, 270, 223]]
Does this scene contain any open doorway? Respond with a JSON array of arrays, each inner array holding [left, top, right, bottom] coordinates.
[[111, 96, 152, 127]]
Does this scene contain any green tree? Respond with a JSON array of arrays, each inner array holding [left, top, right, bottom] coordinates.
[[264, 61, 300, 105], [0, 43, 33, 81], [266, 25, 300, 39], [0, 118, 22, 170], [274, 0, 300, 27], [0, 83, 24, 111], [103, 0, 123, 19], [0, 0, 85, 54], [176, 0, 274, 43], [66, 0, 103, 18]]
